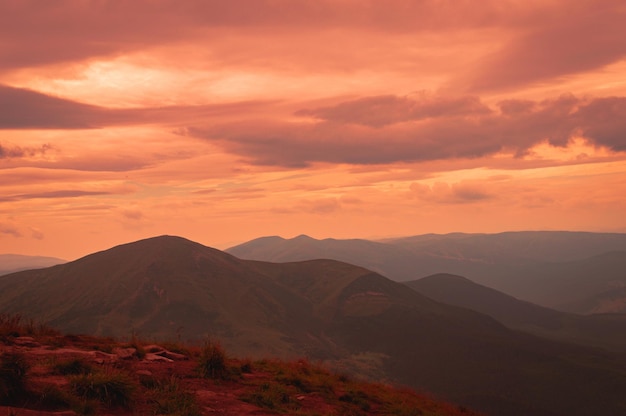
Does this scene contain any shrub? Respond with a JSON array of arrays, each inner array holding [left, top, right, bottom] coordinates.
[[70, 368, 135, 408], [197, 341, 228, 379], [0, 352, 30, 404]]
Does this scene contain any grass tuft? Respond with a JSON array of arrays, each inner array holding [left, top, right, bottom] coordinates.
[[197, 340, 228, 379], [242, 381, 300, 412], [70, 368, 135, 408], [149, 376, 202, 416]]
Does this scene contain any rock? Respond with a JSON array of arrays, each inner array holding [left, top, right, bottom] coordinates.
[[13, 336, 41, 348], [143, 344, 188, 360], [157, 350, 188, 361], [113, 347, 136, 359], [136, 369, 153, 376], [90, 350, 118, 364], [144, 353, 174, 362], [143, 344, 165, 353]]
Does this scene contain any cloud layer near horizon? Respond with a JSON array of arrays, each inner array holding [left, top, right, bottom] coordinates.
[[1, 0, 626, 259]]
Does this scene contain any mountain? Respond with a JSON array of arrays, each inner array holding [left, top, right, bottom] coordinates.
[[2, 235, 626, 416], [0, 254, 65, 276], [0, 236, 325, 358], [406, 273, 626, 352], [228, 234, 421, 281], [488, 251, 626, 313], [227, 232, 626, 313]]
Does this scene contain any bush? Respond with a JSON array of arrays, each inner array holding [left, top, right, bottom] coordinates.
[[197, 341, 228, 379], [0, 352, 29, 404], [70, 368, 135, 408]]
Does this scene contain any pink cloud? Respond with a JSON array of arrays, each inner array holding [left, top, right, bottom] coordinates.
[[189, 93, 626, 166], [295, 94, 491, 127], [410, 182, 493, 204], [0, 223, 22, 238], [462, 0, 626, 91]]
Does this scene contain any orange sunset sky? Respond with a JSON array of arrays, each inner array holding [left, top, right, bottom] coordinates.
[[1, 0, 626, 260]]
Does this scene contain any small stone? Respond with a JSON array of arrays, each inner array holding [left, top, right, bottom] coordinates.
[[144, 353, 174, 362], [13, 336, 41, 348], [113, 347, 136, 359], [158, 350, 188, 361]]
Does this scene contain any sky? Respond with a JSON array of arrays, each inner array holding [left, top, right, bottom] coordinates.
[[1, 0, 626, 260]]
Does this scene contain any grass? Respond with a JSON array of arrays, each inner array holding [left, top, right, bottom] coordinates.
[[52, 358, 93, 375], [148, 376, 202, 416], [70, 368, 135, 408], [0, 313, 59, 340], [197, 340, 229, 379], [242, 381, 301, 412], [0, 352, 30, 404], [0, 314, 482, 415], [35, 384, 97, 415]]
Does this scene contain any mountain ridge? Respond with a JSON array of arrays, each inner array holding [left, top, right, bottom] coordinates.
[[2, 235, 626, 416], [227, 231, 626, 313]]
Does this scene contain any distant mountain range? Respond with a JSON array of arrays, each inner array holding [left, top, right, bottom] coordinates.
[[227, 231, 626, 313], [0, 254, 65, 276], [406, 273, 626, 352], [1, 235, 626, 416]]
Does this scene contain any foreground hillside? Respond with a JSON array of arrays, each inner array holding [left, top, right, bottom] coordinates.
[[0, 315, 480, 416], [2, 236, 626, 416]]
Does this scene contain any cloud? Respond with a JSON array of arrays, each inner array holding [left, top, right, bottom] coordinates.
[[462, 0, 626, 91], [0, 223, 22, 238], [0, 190, 111, 203], [30, 228, 44, 240], [295, 94, 491, 127], [410, 181, 493, 204], [0, 85, 110, 129], [121, 209, 144, 221], [0, 1, 538, 71], [0, 84, 272, 129], [189, 93, 626, 166], [0, 142, 52, 159]]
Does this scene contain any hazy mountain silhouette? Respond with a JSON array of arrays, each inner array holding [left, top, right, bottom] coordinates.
[[406, 273, 626, 351], [227, 232, 626, 313], [490, 251, 626, 314], [0, 254, 65, 276], [1, 235, 626, 416]]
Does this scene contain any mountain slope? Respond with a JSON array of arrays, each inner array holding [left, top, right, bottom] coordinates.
[[1, 236, 626, 416], [0, 236, 322, 357], [406, 273, 626, 351], [0, 254, 65, 276], [243, 262, 626, 416]]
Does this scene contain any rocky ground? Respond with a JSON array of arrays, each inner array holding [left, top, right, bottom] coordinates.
[[0, 318, 482, 416]]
